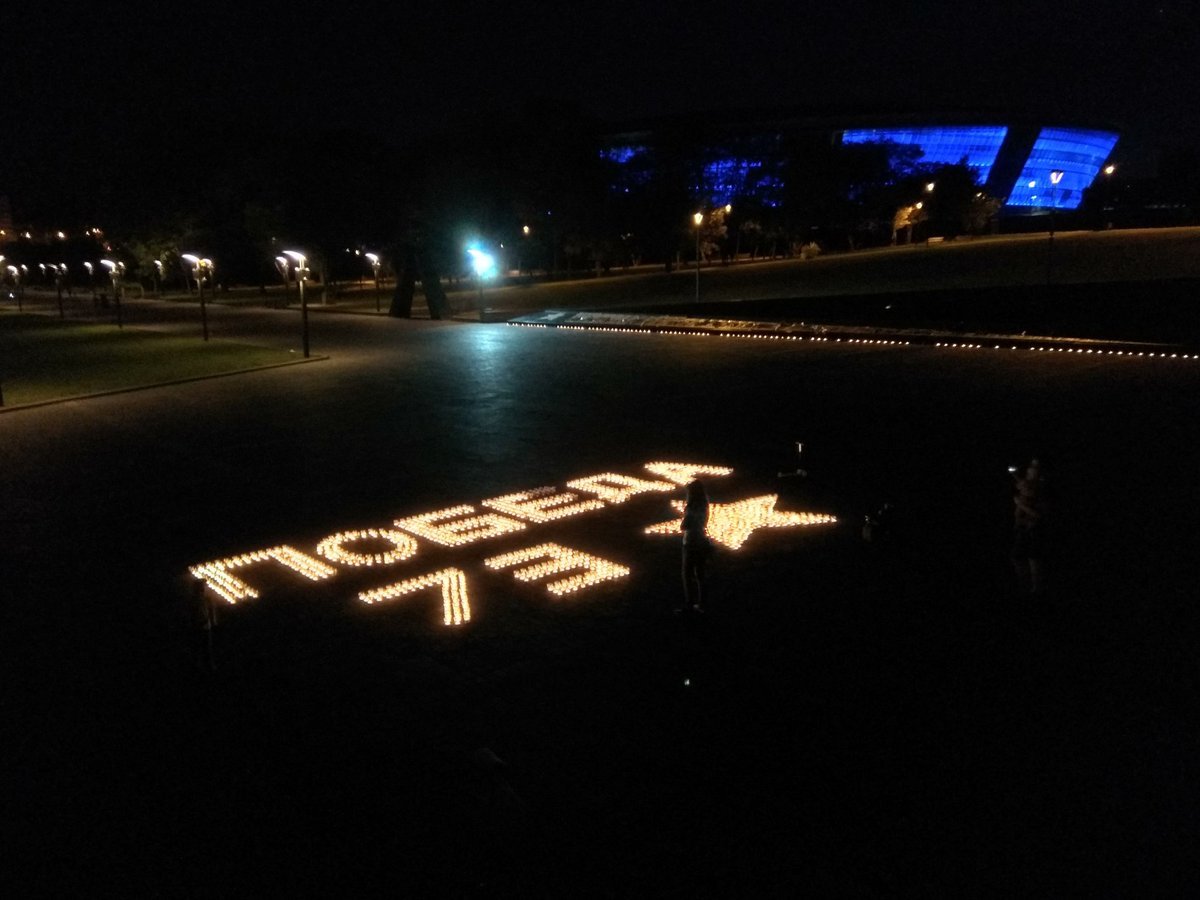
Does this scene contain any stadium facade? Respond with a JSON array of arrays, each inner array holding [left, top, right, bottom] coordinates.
[[599, 112, 1119, 215]]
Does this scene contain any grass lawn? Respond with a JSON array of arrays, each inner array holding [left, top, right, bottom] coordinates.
[[0, 313, 301, 407]]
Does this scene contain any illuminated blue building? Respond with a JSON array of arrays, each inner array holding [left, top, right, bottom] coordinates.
[[842, 125, 1010, 185], [599, 115, 1119, 214], [1002, 128, 1120, 210]]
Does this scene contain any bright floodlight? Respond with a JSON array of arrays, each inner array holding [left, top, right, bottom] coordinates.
[[467, 247, 497, 278], [283, 250, 306, 264], [692, 212, 704, 226], [364, 252, 380, 265], [181, 253, 201, 266], [100, 259, 118, 272]]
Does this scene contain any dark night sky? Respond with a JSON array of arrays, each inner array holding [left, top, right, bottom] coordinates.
[[3, 1, 1198, 222]]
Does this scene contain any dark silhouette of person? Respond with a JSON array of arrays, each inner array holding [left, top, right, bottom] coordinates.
[[679, 479, 712, 612], [191, 580, 217, 671], [1011, 458, 1051, 596]]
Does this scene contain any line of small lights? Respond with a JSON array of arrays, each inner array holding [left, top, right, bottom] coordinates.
[[482, 487, 606, 523], [644, 462, 735, 485], [394, 505, 527, 547], [509, 322, 1198, 361], [510, 322, 866, 344], [315, 529, 418, 567], [359, 567, 472, 626], [190, 545, 337, 604], [484, 543, 631, 596], [564, 472, 676, 504]]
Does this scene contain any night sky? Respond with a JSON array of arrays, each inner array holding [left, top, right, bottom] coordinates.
[[3, 1, 1197, 222]]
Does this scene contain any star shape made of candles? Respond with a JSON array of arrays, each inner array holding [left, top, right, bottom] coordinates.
[[644, 495, 837, 550]]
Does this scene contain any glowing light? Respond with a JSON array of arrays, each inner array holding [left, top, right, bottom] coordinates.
[[565, 472, 675, 504], [645, 495, 837, 550], [467, 247, 497, 278], [482, 487, 605, 523], [485, 543, 630, 596], [315, 528, 418, 567], [190, 545, 338, 604], [360, 568, 472, 626], [394, 505, 526, 547], [643, 462, 735, 485]]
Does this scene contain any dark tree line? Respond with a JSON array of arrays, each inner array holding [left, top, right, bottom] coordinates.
[[5, 109, 1013, 315]]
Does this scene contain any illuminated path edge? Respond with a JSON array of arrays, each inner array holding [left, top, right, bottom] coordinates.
[[507, 310, 1197, 360]]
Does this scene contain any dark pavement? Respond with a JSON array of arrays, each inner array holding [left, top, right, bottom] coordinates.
[[2, 296, 1199, 894]]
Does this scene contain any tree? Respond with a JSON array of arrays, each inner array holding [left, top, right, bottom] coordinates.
[[920, 163, 983, 238]]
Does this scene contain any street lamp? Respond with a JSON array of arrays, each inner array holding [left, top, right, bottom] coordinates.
[[1049, 170, 1064, 214], [364, 252, 382, 312], [52, 264, 66, 318], [100, 259, 124, 328], [1102, 164, 1117, 229], [153, 259, 164, 297], [181, 253, 213, 340], [1047, 170, 1065, 285], [83, 261, 96, 300], [692, 211, 704, 302], [283, 250, 311, 357], [274, 255, 291, 306], [6, 265, 21, 311], [466, 246, 496, 311]]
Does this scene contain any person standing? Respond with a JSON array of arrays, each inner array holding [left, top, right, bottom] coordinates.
[[1011, 458, 1050, 597], [679, 479, 712, 613], [191, 579, 217, 671]]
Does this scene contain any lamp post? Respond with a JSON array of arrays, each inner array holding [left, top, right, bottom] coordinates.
[[1048, 169, 1064, 234], [693, 211, 704, 302], [364, 252, 382, 312], [467, 246, 496, 311], [101, 259, 124, 328], [274, 256, 291, 307], [84, 261, 96, 301], [283, 250, 310, 357], [1102, 163, 1116, 229], [52, 264, 66, 318], [0, 257, 4, 404], [153, 259, 164, 297], [182, 254, 211, 340], [6, 264, 20, 311], [1047, 170, 1065, 286]]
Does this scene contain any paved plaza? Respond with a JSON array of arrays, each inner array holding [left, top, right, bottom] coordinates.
[[3, 293, 1199, 893]]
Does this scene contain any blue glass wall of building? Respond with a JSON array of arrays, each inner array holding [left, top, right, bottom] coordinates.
[[599, 122, 1118, 214], [841, 125, 1009, 185], [1004, 128, 1120, 210]]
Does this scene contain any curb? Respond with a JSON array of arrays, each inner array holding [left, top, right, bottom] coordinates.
[[0, 355, 328, 414]]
